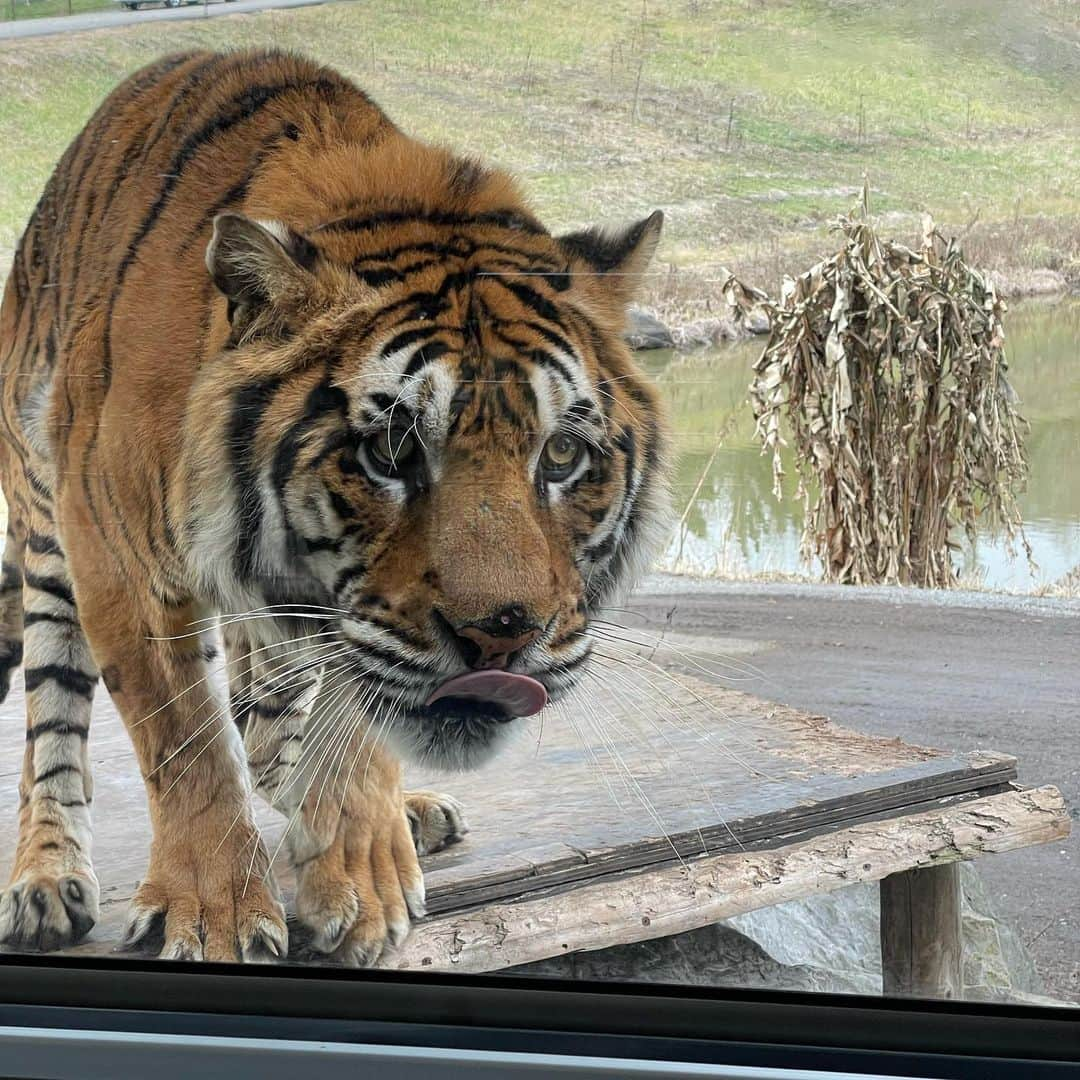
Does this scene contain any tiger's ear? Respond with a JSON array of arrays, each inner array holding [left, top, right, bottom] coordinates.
[[205, 213, 318, 322], [557, 210, 663, 305]]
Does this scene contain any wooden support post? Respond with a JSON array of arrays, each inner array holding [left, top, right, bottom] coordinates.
[[880, 863, 962, 999]]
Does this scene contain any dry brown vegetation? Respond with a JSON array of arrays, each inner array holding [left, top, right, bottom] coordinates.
[[749, 192, 1032, 588]]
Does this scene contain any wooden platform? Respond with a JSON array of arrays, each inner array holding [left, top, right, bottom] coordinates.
[[0, 665, 1069, 990]]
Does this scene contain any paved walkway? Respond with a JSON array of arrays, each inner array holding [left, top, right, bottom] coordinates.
[[0, 0, 328, 40]]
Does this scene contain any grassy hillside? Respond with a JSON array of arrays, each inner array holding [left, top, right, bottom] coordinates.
[[1, 0, 1077, 309], [1, 0, 112, 20]]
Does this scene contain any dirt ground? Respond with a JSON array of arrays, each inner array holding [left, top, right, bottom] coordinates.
[[628, 576, 1080, 1002]]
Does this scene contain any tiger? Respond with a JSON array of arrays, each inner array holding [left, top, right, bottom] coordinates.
[[0, 48, 670, 965]]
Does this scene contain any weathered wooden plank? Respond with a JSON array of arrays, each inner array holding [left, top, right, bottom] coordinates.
[[880, 863, 963, 999], [423, 753, 1016, 913], [0, 662, 1027, 956], [382, 785, 1070, 973]]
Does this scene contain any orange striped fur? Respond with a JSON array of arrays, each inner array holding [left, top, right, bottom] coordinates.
[[0, 50, 669, 963]]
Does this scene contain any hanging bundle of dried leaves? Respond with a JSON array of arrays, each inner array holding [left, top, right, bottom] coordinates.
[[749, 190, 1031, 587]]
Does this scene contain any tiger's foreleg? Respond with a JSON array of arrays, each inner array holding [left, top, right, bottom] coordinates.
[[63, 517, 287, 962], [231, 661, 421, 965], [0, 500, 100, 950], [226, 642, 469, 965]]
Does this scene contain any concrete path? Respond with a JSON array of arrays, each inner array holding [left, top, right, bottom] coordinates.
[[629, 576, 1080, 1002], [0, 0, 328, 41]]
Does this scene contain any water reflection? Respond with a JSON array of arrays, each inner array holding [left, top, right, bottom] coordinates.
[[652, 299, 1080, 591]]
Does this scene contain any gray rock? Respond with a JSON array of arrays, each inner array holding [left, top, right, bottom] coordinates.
[[508, 864, 1054, 1003], [624, 307, 675, 351]]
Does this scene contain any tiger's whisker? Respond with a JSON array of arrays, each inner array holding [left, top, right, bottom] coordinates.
[[591, 618, 770, 682], [587, 625, 763, 683], [584, 664, 743, 853], [156, 645, 354, 808], [588, 649, 780, 781], [132, 630, 344, 730], [262, 671, 383, 881], [152, 641, 352, 782], [570, 692, 686, 867], [581, 675, 712, 856]]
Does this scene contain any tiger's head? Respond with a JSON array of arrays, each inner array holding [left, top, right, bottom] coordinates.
[[185, 153, 670, 770]]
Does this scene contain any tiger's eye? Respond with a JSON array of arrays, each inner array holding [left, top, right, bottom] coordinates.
[[540, 433, 585, 481], [367, 427, 418, 475]]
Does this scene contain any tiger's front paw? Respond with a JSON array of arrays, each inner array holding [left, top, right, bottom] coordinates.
[[293, 801, 425, 967], [405, 789, 469, 855], [121, 820, 287, 963], [0, 867, 99, 952]]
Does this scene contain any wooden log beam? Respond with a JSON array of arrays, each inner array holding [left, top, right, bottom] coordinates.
[[880, 863, 962, 998], [383, 785, 1070, 974]]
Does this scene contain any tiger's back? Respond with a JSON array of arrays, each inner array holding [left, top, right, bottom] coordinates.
[[1, 51, 390, 579]]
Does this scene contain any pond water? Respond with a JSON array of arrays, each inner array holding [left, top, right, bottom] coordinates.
[[649, 299, 1080, 592]]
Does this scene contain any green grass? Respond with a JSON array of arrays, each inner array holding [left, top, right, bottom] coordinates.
[[1, 0, 113, 21], [0, 0, 1078, 305]]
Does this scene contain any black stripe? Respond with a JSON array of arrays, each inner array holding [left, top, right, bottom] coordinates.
[[27, 718, 89, 741], [303, 536, 344, 554], [486, 318, 577, 388], [355, 265, 406, 288], [271, 379, 348, 536], [105, 75, 342, 385], [377, 325, 440, 364], [24, 612, 77, 628], [24, 572, 75, 607], [493, 379, 527, 431], [530, 346, 578, 389], [327, 489, 359, 522], [494, 278, 565, 328], [123, 74, 341, 285], [29, 497, 54, 521], [24, 665, 96, 697], [351, 237, 560, 274], [179, 121, 298, 255], [27, 531, 62, 557], [333, 563, 367, 598], [324, 208, 545, 237], [60, 52, 198, 331], [403, 340, 451, 379], [0, 642, 24, 669], [229, 376, 286, 581], [24, 470, 52, 500], [484, 305, 578, 362], [137, 52, 229, 168], [34, 763, 82, 786], [587, 426, 637, 564]]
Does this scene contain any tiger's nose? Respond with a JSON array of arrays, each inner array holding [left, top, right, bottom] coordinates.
[[448, 605, 542, 670]]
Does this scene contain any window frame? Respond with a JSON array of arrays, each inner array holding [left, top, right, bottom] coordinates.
[[1, 953, 1077, 1078]]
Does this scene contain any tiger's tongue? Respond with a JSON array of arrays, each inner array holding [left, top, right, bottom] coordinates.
[[425, 671, 548, 717]]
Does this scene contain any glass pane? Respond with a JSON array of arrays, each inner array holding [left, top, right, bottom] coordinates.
[[0, 0, 1076, 1013]]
